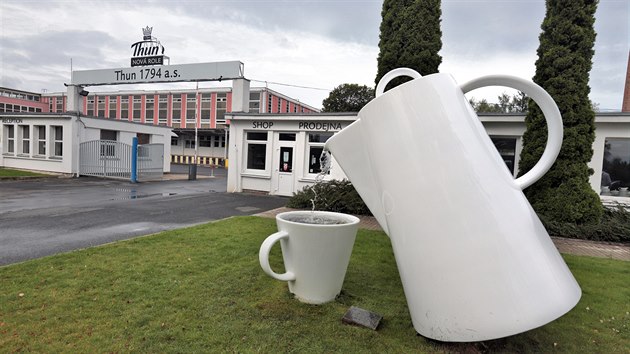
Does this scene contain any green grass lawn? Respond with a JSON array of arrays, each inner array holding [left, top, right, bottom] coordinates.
[[0, 168, 50, 178], [0, 216, 628, 352]]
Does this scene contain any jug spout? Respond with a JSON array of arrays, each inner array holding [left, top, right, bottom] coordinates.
[[325, 119, 390, 235]]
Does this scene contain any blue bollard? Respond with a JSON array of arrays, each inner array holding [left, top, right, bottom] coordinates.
[[131, 137, 138, 183]]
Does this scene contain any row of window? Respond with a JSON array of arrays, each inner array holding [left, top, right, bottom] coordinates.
[[0, 89, 41, 102], [46, 92, 264, 123], [3, 125, 63, 158], [171, 135, 226, 149], [44, 91, 311, 123], [266, 94, 305, 114], [488, 136, 630, 198], [244, 131, 332, 175], [0, 103, 43, 113]]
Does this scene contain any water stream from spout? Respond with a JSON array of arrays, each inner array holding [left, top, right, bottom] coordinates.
[[310, 150, 332, 218]]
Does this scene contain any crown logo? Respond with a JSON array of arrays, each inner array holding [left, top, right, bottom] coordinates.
[[142, 26, 153, 40]]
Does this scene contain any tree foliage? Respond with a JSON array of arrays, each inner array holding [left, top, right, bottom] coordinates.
[[469, 91, 529, 113], [518, 0, 602, 224], [375, 0, 442, 91], [321, 84, 375, 112]]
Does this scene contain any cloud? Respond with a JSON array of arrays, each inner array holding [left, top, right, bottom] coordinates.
[[0, 0, 627, 110]]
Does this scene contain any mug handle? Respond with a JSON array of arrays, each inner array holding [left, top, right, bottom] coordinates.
[[259, 231, 296, 281], [460, 75, 563, 190], [375, 68, 423, 97]]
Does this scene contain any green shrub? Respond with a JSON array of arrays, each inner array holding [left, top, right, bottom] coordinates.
[[286, 180, 372, 216], [289, 181, 629, 243], [540, 204, 630, 243]]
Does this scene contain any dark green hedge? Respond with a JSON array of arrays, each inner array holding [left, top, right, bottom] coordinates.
[[288, 180, 629, 243], [286, 180, 372, 216], [541, 205, 630, 243]]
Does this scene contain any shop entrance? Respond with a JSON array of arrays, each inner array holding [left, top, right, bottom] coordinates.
[[273, 132, 296, 196]]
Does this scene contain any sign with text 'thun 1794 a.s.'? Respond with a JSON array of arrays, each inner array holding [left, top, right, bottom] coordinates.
[[71, 61, 245, 87]]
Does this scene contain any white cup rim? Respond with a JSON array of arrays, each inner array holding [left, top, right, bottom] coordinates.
[[276, 210, 360, 226]]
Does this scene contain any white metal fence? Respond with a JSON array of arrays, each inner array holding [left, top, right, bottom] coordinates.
[[79, 140, 164, 181], [138, 143, 164, 181]]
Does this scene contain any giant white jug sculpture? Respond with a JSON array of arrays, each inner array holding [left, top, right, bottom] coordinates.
[[324, 68, 581, 342]]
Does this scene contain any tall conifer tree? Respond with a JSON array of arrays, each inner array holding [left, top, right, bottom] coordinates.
[[375, 0, 442, 90], [519, 0, 603, 224]]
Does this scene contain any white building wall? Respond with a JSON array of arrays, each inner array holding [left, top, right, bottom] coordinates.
[[1, 114, 172, 174], [1, 116, 75, 173], [227, 114, 355, 196], [228, 112, 630, 198]]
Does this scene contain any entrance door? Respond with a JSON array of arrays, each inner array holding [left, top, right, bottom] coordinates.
[[274, 133, 296, 196]]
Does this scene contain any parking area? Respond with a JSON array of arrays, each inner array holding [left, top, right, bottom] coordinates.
[[0, 171, 287, 266]]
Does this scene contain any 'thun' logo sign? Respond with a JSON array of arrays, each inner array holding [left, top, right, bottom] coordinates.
[[130, 26, 168, 67]]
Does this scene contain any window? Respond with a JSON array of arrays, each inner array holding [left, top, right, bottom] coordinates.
[[307, 132, 333, 174], [132, 95, 142, 122], [201, 93, 211, 124], [246, 132, 268, 171], [213, 135, 225, 147], [186, 94, 197, 123], [53, 126, 63, 157], [5, 125, 15, 154], [100, 129, 117, 141], [216, 93, 227, 123], [172, 97, 181, 123], [158, 95, 168, 124], [121, 98, 129, 119], [97, 97, 106, 117], [100, 129, 117, 157], [56, 97, 64, 112], [279, 133, 296, 141], [200, 135, 212, 147], [601, 138, 630, 196], [171, 137, 178, 146], [109, 96, 118, 118], [267, 94, 272, 113], [279, 146, 293, 172], [490, 136, 517, 175], [36, 125, 46, 155], [20, 125, 30, 155], [185, 140, 196, 149], [146, 97, 154, 121], [249, 92, 261, 113], [137, 133, 150, 145], [87, 96, 95, 115]]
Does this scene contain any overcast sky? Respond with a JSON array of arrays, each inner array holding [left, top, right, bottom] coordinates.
[[1, 0, 628, 111]]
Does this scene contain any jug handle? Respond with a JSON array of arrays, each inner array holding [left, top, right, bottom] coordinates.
[[375, 68, 422, 97], [460, 75, 563, 190]]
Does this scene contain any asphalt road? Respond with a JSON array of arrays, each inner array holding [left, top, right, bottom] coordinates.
[[0, 170, 287, 266]]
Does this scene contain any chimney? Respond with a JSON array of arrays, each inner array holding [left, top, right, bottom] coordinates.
[[623, 51, 630, 112]]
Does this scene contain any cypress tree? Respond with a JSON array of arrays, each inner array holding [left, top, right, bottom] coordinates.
[[519, 0, 603, 224], [375, 0, 442, 90]]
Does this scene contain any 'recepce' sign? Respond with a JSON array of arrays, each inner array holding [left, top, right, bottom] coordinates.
[[130, 26, 168, 67]]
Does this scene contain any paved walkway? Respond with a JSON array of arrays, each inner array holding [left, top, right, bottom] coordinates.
[[256, 207, 630, 261]]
